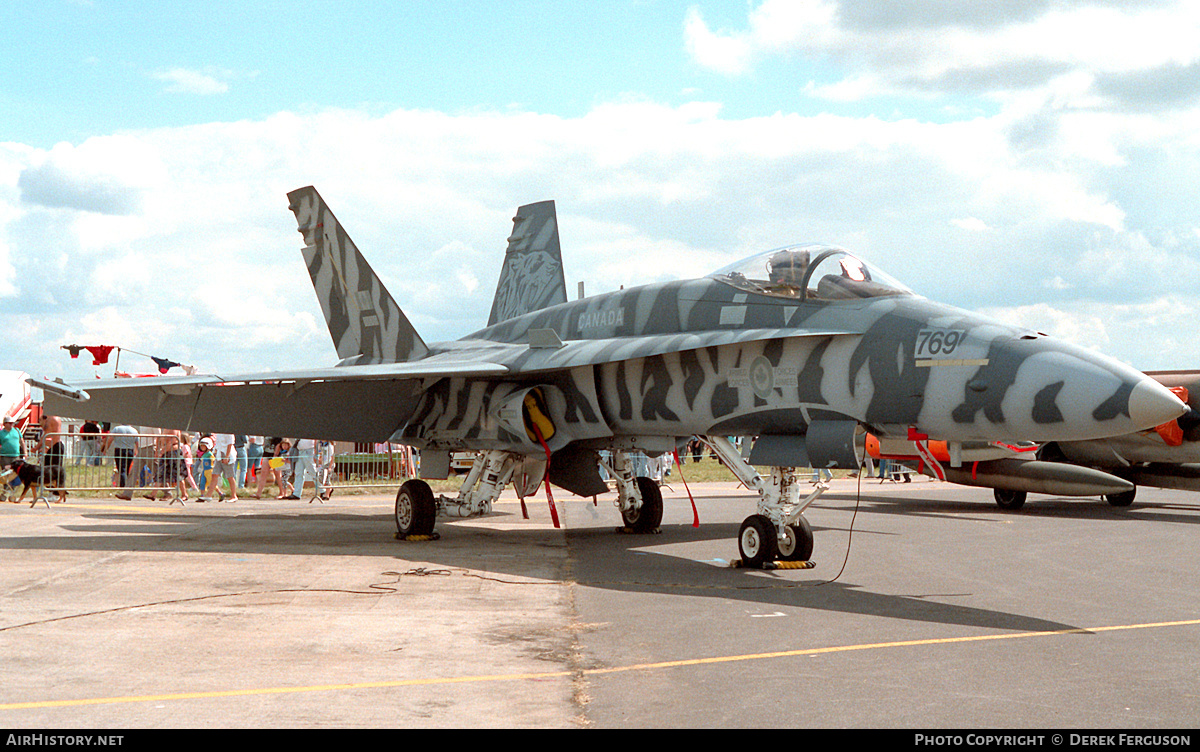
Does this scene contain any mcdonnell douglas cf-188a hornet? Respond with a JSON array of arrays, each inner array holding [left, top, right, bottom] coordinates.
[[35, 187, 1188, 567]]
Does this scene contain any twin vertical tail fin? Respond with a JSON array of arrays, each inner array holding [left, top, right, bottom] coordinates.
[[487, 200, 568, 326], [290, 188, 567, 356], [287, 186, 428, 365]]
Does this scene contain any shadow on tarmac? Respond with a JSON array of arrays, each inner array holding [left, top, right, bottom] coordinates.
[[0, 499, 1086, 637], [831, 490, 1200, 528]]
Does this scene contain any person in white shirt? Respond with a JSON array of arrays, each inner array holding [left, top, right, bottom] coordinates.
[[104, 424, 139, 499], [287, 438, 328, 501]]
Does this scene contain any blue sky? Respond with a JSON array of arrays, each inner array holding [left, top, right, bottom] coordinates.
[[4, 0, 1200, 382], [9, 2, 800, 143], [8, 1, 969, 144]]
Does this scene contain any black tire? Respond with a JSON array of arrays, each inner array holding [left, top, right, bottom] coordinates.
[[1105, 488, 1136, 507], [738, 514, 778, 568], [777, 517, 814, 562], [396, 479, 436, 536], [994, 488, 1027, 510], [621, 476, 663, 532]]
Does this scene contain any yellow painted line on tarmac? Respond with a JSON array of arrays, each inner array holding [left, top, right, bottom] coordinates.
[[586, 617, 1200, 674], [0, 673, 574, 711], [4, 617, 1200, 711]]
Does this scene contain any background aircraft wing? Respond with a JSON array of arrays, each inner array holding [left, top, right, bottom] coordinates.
[[36, 359, 509, 444]]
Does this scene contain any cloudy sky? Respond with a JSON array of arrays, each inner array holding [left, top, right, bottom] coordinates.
[[4, 0, 1200, 385]]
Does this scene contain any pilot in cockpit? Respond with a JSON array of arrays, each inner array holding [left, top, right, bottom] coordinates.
[[766, 248, 810, 294], [710, 245, 910, 301]]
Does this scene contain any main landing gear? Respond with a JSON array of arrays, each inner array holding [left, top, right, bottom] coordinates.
[[395, 448, 667, 539], [395, 449, 525, 539], [704, 436, 821, 569], [395, 479, 437, 537], [991, 486, 1138, 511], [599, 451, 664, 534], [737, 514, 814, 568]]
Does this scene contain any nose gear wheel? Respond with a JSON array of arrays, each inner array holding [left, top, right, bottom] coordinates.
[[738, 514, 778, 569], [777, 517, 814, 562]]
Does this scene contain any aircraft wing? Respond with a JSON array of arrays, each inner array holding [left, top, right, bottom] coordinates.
[[36, 359, 509, 444], [37, 327, 861, 444]]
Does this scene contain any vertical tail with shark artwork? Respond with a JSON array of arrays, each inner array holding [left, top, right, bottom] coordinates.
[[487, 200, 568, 326], [287, 186, 429, 365]]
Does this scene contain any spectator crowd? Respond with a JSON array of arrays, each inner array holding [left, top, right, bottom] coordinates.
[[4, 416, 339, 503]]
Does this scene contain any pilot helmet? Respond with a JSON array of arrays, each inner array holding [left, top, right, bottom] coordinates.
[[767, 248, 811, 287]]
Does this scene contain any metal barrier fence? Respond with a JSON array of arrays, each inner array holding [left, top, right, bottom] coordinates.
[[330, 449, 416, 484], [3, 432, 181, 506], [2, 433, 423, 506]]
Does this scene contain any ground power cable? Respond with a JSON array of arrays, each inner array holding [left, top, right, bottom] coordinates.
[[816, 459, 864, 586]]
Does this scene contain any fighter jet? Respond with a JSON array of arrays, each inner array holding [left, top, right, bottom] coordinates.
[[1019, 370, 1200, 508], [34, 187, 1188, 567], [868, 371, 1200, 510], [863, 433, 1140, 509]]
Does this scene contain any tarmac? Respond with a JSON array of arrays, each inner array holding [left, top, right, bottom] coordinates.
[[1, 476, 1199, 729]]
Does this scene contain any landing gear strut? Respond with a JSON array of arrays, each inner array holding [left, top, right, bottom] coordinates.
[[395, 450, 527, 539], [601, 451, 664, 533], [704, 436, 822, 568]]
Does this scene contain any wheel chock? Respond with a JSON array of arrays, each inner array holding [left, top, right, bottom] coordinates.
[[730, 559, 816, 570], [772, 560, 816, 570]]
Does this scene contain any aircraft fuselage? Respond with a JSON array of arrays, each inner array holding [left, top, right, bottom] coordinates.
[[402, 277, 1177, 455]]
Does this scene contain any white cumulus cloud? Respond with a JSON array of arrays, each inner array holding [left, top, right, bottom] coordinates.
[[0, 92, 1197, 380], [153, 68, 231, 95]]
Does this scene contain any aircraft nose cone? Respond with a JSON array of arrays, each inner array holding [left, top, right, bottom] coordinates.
[[1127, 379, 1188, 430]]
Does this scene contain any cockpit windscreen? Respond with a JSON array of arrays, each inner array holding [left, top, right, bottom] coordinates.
[[709, 245, 914, 301]]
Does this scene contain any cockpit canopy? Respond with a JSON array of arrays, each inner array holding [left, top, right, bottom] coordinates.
[[709, 244, 914, 301]]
